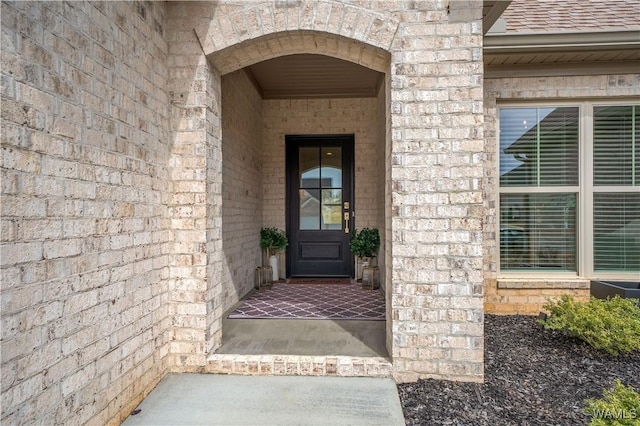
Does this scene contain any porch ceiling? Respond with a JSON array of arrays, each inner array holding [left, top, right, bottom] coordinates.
[[245, 54, 384, 100]]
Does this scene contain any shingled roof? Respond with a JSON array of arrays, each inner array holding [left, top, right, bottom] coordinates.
[[500, 0, 640, 33]]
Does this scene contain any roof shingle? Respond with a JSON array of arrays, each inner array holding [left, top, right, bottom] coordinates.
[[500, 0, 640, 33]]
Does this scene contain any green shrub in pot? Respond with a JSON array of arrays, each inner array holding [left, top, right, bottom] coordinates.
[[350, 228, 380, 259], [260, 227, 288, 258]]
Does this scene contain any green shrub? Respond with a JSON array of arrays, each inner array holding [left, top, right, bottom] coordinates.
[[349, 228, 380, 258], [539, 295, 640, 356], [584, 380, 640, 426], [260, 227, 288, 257]]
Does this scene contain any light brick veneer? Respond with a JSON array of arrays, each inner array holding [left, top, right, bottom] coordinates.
[[387, 5, 485, 383], [2, 1, 489, 423], [483, 74, 640, 315], [221, 69, 263, 309], [206, 354, 393, 378], [165, 3, 216, 372], [1, 2, 171, 424]]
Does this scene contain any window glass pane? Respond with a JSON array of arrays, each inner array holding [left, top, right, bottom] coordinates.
[[593, 105, 639, 186], [500, 193, 576, 271], [299, 189, 320, 230], [320, 147, 342, 188], [321, 189, 342, 230], [500, 107, 579, 187], [300, 147, 319, 188], [593, 192, 640, 272]]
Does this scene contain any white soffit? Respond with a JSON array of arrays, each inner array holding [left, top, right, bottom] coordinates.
[[245, 54, 384, 100], [484, 30, 640, 77]]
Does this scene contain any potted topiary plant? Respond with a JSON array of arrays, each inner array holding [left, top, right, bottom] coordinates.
[[260, 227, 288, 281], [350, 228, 380, 281]]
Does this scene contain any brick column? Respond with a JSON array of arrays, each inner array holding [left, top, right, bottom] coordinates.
[[166, 2, 222, 369], [389, 3, 485, 382]]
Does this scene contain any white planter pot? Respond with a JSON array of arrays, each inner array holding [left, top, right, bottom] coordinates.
[[269, 255, 279, 281], [355, 257, 369, 281]]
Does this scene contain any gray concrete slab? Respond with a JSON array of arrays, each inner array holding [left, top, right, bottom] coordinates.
[[122, 373, 405, 426], [217, 318, 388, 357]]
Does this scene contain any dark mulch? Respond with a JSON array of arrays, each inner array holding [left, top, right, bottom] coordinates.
[[398, 315, 640, 425]]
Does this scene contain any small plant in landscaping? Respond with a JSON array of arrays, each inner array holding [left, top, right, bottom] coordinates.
[[584, 380, 640, 426], [539, 295, 640, 356]]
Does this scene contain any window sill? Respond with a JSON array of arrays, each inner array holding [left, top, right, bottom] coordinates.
[[497, 279, 590, 290]]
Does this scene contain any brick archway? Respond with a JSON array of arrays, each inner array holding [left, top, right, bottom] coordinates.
[[194, 0, 398, 73]]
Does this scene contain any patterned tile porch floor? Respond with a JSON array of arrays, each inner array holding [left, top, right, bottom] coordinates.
[[228, 282, 385, 320]]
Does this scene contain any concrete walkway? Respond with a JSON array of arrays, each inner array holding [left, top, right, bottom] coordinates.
[[122, 373, 405, 425]]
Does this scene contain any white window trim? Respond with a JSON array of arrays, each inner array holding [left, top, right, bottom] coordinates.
[[496, 99, 640, 281]]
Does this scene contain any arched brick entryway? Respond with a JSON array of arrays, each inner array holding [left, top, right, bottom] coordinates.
[[197, 2, 396, 376], [167, 0, 486, 383]]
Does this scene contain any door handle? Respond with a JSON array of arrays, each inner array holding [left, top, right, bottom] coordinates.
[[344, 212, 350, 234]]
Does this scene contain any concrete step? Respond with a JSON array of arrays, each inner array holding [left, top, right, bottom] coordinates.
[[206, 353, 393, 377]]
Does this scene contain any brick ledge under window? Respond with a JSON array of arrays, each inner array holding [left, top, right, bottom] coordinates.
[[497, 279, 590, 290]]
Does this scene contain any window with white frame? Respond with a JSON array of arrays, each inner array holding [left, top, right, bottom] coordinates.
[[498, 102, 639, 278]]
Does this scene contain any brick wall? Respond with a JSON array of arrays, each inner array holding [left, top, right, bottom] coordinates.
[[1, 4, 491, 422], [483, 73, 640, 315], [387, 3, 485, 382], [1, 1, 171, 424], [165, 1, 220, 369], [376, 80, 388, 291], [221, 69, 263, 310]]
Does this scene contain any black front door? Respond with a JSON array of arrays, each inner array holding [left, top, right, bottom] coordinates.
[[286, 135, 354, 277]]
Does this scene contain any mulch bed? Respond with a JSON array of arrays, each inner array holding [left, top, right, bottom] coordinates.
[[399, 314, 640, 425]]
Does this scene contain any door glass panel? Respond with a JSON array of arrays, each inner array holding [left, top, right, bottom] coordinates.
[[322, 189, 342, 204], [320, 147, 342, 188], [300, 147, 320, 187], [322, 189, 342, 230], [299, 146, 344, 231], [299, 189, 320, 230]]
